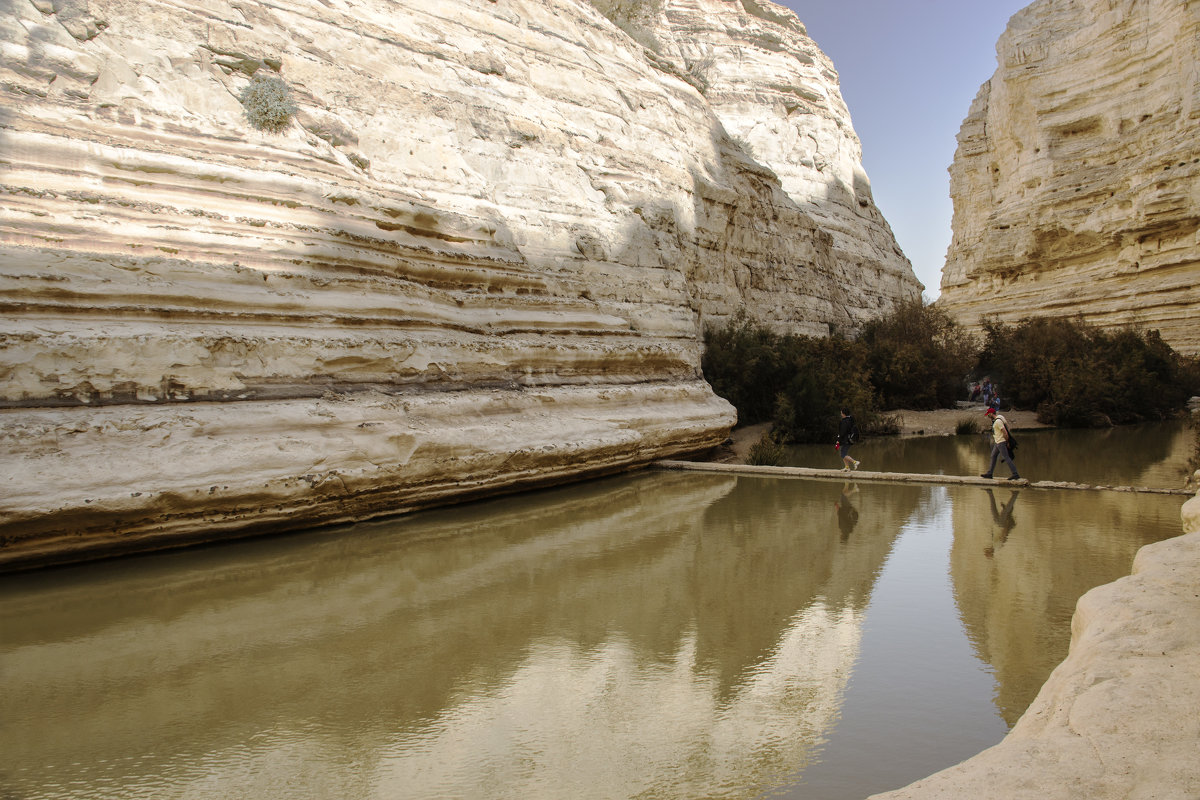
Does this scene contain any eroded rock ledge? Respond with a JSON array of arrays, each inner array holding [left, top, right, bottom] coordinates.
[[871, 487, 1200, 799], [0, 0, 918, 566]]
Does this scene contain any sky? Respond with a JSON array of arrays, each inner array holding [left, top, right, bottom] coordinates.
[[776, 1, 1032, 299]]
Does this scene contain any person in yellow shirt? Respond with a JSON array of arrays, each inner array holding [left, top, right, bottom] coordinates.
[[980, 406, 1021, 480]]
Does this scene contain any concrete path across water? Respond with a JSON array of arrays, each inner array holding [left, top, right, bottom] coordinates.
[[654, 460, 1195, 496]]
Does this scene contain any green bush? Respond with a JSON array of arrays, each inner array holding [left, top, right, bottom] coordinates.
[[239, 73, 297, 132], [746, 430, 786, 466], [702, 315, 881, 444], [955, 417, 980, 435], [858, 299, 977, 410], [978, 317, 1199, 426], [701, 312, 791, 426], [704, 309, 1198, 441], [769, 335, 880, 443]]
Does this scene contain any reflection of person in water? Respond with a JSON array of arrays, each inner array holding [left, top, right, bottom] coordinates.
[[835, 482, 860, 540], [983, 488, 1019, 558]]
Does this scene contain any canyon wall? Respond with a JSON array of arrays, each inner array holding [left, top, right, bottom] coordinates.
[[0, 0, 919, 568], [938, 0, 1200, 356]]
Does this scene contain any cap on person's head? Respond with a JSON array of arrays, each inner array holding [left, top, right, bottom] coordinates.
[[984, 407, 997, 416]]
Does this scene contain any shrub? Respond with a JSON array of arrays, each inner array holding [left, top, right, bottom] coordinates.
[[588, 0, 665, 52], [871, 412, 902, 436], [769, 335, 880, 443], [702, 315, 881, 444], [955, 417, 980, 435], [978, 317, 1198, 426], [858, 299, 977, 409], [746, 430, 786, 466], [239, 73, 297, 132], [702, 312, 791, 426]]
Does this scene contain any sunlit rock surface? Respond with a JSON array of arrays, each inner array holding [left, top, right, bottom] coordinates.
[[938, 0, 1200, 355], [0, 0, 918, 566]]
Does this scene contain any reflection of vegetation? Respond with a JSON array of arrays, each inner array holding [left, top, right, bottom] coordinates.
[[979, 318, 1200, 427], [1187, 410, 1200, 481]]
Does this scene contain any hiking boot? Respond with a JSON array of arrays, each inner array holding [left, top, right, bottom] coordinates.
[[980, 473, 993, 479]]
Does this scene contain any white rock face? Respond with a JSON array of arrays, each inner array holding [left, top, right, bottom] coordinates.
[[0, 0, 917, 565], [648, 0, 919, 332], [938, 0, 1200, 356]]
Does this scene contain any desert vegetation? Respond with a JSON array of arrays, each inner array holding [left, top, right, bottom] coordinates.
[[703, 305, 1200, 443], [239, 72, 298, 133], [978, 317, 1200, 426]]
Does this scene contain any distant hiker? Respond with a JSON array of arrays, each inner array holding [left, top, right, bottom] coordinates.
[[979, 376, 993, 405], [980, 406, 1020, 481], [836, 407, 861, 472]]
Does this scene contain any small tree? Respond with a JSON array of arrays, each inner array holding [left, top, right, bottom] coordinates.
[[858, 299, 976, 409]]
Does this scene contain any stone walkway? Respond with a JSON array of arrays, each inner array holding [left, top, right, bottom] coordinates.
[[656, 459, 1195, 496]]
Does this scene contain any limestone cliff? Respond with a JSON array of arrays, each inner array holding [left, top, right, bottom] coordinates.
[[0, 0, 918, 568], [937, 0, 1200, 356]]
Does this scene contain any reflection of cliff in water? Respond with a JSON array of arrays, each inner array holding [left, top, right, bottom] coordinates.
[[948, 487, 1184, 726], [0, 472, 918, 799]]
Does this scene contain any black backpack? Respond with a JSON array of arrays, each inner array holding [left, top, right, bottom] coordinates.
[[848, 418, 861, 444]]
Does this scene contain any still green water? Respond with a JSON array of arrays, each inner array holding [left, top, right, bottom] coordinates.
[[0, 423, 1192, 800]]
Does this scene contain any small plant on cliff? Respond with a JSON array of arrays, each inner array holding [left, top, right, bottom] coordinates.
[[588, 0, 665, 53], [239, 72, 297, 133]]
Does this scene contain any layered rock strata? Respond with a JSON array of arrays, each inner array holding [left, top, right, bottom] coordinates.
[[872, 484, 1200, 799], [638, 0, 920, 333], [0, 0, 918, 567], [938, 0, 1200, 356]]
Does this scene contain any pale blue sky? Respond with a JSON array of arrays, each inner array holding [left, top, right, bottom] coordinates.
[[777, 1, 1031, 299]]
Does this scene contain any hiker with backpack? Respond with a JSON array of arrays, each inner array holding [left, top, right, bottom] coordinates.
[[836, 407, 861, 472], [980, 406, 1021, 481]]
